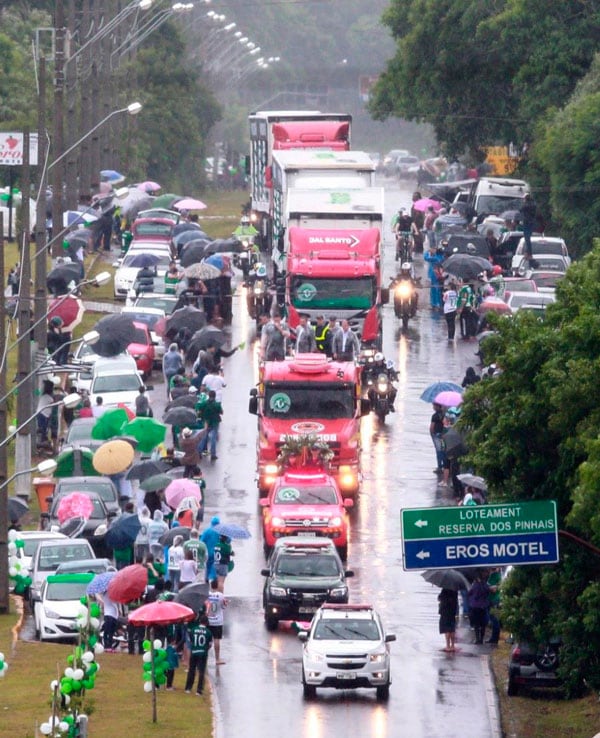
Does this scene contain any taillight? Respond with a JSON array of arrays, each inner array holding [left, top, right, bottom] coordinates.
[[511, 647, 522, 663]]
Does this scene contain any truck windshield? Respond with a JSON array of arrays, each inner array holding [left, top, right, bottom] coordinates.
[[290, 276, 374, 311], [264, 384, 354, 419], [476, 195, 523, 216]]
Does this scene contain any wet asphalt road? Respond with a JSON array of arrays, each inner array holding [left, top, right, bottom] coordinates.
[[180, 178, 498, 738]]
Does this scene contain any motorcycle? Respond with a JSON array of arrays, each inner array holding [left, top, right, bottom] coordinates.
[[246, 276, 272, 328], [391, 276, 418, 329], [369, 372, 393, 422], [233, 237, 259, 283]]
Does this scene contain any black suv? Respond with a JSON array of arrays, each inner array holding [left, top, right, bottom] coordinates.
[[261, 537, 354, 631], [507, 639, 562, 696]]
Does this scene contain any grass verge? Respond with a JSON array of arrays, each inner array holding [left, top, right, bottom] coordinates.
[[0, 602, 212, 737]]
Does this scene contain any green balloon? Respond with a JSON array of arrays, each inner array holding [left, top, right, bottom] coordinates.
[[61, 683, 73, 695], [87, 663, 98, 675], [89, 634, 97, 647], [67, 655, 74, 665], [154, 664, 164, 677], [82, 678, 94, 690], [64, 716, 74, 725], [90, 604, 101, 618], [143, 662, 152, 672], [155, 674, 166, 686], [143, 672, 152, 681], [142, 640, 151, 651], [80, 597, 87, 605], [71, 679, 82, 691], [15, 540, 24, 549], [155, 649, 167, 661]]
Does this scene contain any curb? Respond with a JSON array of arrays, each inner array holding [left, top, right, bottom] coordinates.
[[10, 594, 25, 656], [481, 654, 503, 738], [208, 674, 224, 738]]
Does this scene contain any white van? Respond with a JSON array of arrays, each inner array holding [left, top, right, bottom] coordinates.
[[469, 177, 530, 218]]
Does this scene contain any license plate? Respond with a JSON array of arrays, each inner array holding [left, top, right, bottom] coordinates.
[[297, 531, 316, 537], [298, 606, 317, 614], [336, 672, 356, 680]]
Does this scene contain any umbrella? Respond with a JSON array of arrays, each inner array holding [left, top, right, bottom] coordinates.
[[101, 169, 125, 183], [166, 305, 206, 335], [47, 263, 81, 295], [8, 497, 28, 523], [422, 569, 470, 591], [62, 210, 98, 227], [92, 408, 129, 441], [93, 314, 136, 357], [128, 599, 195, 626], [86, 570, 117, 595], [205, 254, 230, 272], [203, 238, 244, 255], [107, 563, 148, 604], [140, 473, 173, 493], [126, 458, 169, 482], [151, 193, 183, 209], [122, 417, 167, 453], [420, 382, 463, 403], [163, 406, 197, 427], [165, 395, 197, 411], [478, 297, 512, 315], [213, 522, 251, 540], [180, 241, 211, 267], [136, 181, 162, 193], [189, 325, 226, 351], [174, 582, 209, 613], [120, 190, 153, 220], [56, 492, 94, 524], [92, 440, 135, 475], [164, 478, 202, 509], [65, 228, 93, 246], [434, 390, 463, 407], [47, 296, 85, 333], [54, 448, 98, 478], [175, 231, 208, 251], [126, 253, 162, 269], [173, 222, 203, 238], [104, 513, 142, 549], [456, 473, 488, 491], [183, 262, 221, 280], [174, 197, 207, 211], [412, 197, 442, 213], [159, 526, 192, 546], [443, 428, 467, 459], [500, 209, 520, 222], [442, 254, 493, 281], [59, 517, 87, 537]]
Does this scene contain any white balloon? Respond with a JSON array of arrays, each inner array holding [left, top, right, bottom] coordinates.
[[8, 529, 18, 541], [8, 567, 17, 577], [59, 722, 69, 732], [64, 667, 74, 679], [82, 651, 94, 663], [63, 694, 71, 705], [143, 681, 153, 693], [73, 668, 84, 681], [39, 723, 52, 735], [8, 547, 17, 558], [77, 604, 88, 617], [50, 679, 59, 690], [153, 639, 163, 649], [89, 616, 100, 629], [142, 652, 152, 663], [94, 643, 104, 655]]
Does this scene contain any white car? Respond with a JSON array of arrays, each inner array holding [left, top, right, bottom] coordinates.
[[14, 531, 66, 574], [33, 572, 95, 641], [29, 538, 95, 603], [71, 350, 137, 394], [505, 291, 556, 314], [113, 246, 173, 299], [299, 603, 396, 700], [122, 306, 166, 366], [89, 366, 146, 411], [511, 236, 570, 275]]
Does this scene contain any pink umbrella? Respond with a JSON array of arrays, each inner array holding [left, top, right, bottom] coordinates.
[[56, 492, 94, 524], [434, 390, 464, 407], [478, 297, 512, 314], [412, 197, 442, 213], [164, 478, 202, 509], [136, 181, 161, 193], [173, 197, 207, 211]]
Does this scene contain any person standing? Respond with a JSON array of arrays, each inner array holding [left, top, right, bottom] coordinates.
[[262, 313, 290, 361], [429, 403, 445, 475], [183, 529, 208, 581], [294, 313, 317, 353], [201, 516, 222, 582], [457, 282, 477, 340], [331, 319, 360, 361], [486, 568, 502, 644], [134, 506, 152, 561], [148, 509, 168, 549], [213, 534, 234, 592], [467, 573, 491, 644], [98, 590, 120, 652], [438, 588, 458, 652], [162, 343, 185, 397], [424, 246, 444, 310], [179, 549, 198, 589], [164, 261, 182, 295], [92, 396, 106, 418], [184, 614, 213, 694], [135, 386, 152, 417], [519, 193, 538, 263], [205, 579, 227, 665], [313, 315, 329, 354], [168, 535, 185, 592], [423, 205, 437, 250], [180, 427, 203, 478], [202, 367, 227, 403], [442, 281, 458, 341], [198, 390, 223, 461]]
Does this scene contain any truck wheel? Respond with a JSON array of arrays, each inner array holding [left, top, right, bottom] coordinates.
[[376, 682, 390, 701], [265, 614, 279, 632], [302, 671, 316, 699]]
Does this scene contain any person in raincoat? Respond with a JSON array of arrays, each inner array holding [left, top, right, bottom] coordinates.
[[201, 516, 221, 582], [149, 509, 169, 548], [424, 246, 445, 310]]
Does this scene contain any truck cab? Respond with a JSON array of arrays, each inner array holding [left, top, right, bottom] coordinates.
[[249, 353, 369, 497]]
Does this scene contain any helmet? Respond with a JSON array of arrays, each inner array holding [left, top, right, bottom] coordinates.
[[374, 352, 384, 362], [401, 262, 411, 272], [492, 264, 502, 275], [255, 263, 267, 277]]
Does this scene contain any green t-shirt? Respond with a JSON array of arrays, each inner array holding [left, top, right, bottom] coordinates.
[[200, 400, 222, 429], [213, 540, 232, 567], [458, 285, 475, 309], [146, 561, 165, 586], [183, 539, 208, 568], [187, 623, 213, 656]]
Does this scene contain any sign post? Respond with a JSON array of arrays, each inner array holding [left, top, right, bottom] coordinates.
[[401, 501, 559, 569]]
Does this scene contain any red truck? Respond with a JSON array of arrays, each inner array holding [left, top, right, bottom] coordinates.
[[248, 110, 352, 251], [249, 353, 369, 497], [285, 226, 387, 348]]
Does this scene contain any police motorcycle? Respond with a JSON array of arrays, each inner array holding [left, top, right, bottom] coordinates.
[[390, 262, 420, 329], [246, 263, 272, 328], [232, 216, 259, 284], [359, 351, 398, 422]]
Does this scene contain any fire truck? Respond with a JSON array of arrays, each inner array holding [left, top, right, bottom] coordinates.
[[249, 353, 369, 497]]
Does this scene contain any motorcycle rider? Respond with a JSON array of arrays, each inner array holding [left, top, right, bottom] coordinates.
[[233, 216, 259, 282], [393, 262, 419, 311], [393, 208, 415, 261], [313, 315, 330, 354], [363, 352, 398, 411]]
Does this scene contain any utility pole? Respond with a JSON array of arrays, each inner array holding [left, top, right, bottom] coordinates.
[[0, 213, 9, 613], [34, 56, 48, 351], [15, 131, 33, 499], [52, 0, 65, 253]]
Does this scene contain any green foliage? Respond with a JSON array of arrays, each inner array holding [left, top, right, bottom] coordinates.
[[461, 244, 600, 694]]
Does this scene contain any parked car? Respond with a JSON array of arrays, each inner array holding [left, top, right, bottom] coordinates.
[[33, 572, 96, 641], [130, 293, 178, 315], [113, 246, 173, 298], [505, 292, 556, 314], [382, 149, 409, 176], [299, 603, 396, 700], [89, 365, 147, 411], [527, 270, 565, 294], [127, 321, 155, 379], [53, 476, 122, 519], [508, 640, 562, 696], [42, 492, 117, 557], [60, 417, 103, 453], [14, 531, 66, 574], [512, 237, 570, 276], [28, 538, 96, 603], [122, 306, 166, 367], [73, 352, 139, 395], [259, 470, 353, 559], [260, 537, 353, 631], [55, 558, 114, 575], [395, 155, 420, 179]]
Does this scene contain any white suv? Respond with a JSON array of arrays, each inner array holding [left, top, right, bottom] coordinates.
[[298, 603, 396, 700]]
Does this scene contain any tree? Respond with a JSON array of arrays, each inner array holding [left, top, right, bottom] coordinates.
[[460, 246, 600, 694]]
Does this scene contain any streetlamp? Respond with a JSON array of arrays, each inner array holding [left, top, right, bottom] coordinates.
[[2, 394, 82, 451], [0, 459, 58, 614]]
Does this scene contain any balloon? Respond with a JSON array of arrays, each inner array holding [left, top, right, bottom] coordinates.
[[143, 681, 153, 692], [61, 682, 73, 695], [15, 539, 24, 548], [155, 649, 167, 661], [67, 655, 74, 665], [8, 567, 17, 577], [59, 722, 69, 732], [72, 668, 84, 681], [8, 529, 18, 540], [142, 639, 151, 651], [142, 652, 152, 663], [50, 679, 59, 690], [89, 617, 100, 629], [143, 672, 152, 681], [155, 674, 166, 686], [90, 603, 101, 618], [64, 667, 74, 679], [40, 722, 52, 735], [63, 695, 71, 706], [8, 542, 17, 554], [82, 678, 94, 690], [79, 597, 87, 605], [94, 643, 104, 655], [82, 651, 94, 663], [153, 639, 162, 649], [89, 634, 98, 646], [143, 662, 152, 672], [87, 663, 98, 675], [64, 715, 74, 725], [71, 679, 82, 691]]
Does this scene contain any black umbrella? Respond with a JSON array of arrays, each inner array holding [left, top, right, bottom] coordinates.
[[173, 222, 203, 238], [203, 237, 244, 255], [140, 473, 173, 492], [422, 569, 470, 591], [126, 253, 162, 268], [64, 230, 92, 249], [8, 497, 28, 523], [190, 325, 226, 350], [175, 582, 209, 614], [165, 395, 197, 411], [163, 407, 197, 426], [443, 428, 467, 459], [47, 263, 82, 295], [159, 526, 192, 546], [126, 458, 169, 482], [175, 230, 208, 249], [93, 314, 137, 357], [104, 513, 141, 549], [166, 305, 206, 335], [180, 241, 211, 267], [442, 254, 492, 281], [445, 233, 490, 259]]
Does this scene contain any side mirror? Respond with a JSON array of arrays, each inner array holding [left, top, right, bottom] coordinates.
[[297, 631, 308, 642], [249, 397, 258, 415], [260, 568, 270, 577], [360, 398, 371, 417], [344, 570, 354, 578], [249, 387, 258, 397], [380, 287, 390, 305], [30, 593, 41, 604], [385, 634, 397, 643], [343, 498, 354, 509]]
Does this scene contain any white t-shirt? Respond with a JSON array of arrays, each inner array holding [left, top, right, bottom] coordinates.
[[206, 591, 226, 626], [179, 558, 198, 584], [168, 544, 184, 571], [102, 593, 119, 620], [443, 288, 458, 314], [203, 374, 226, 402]]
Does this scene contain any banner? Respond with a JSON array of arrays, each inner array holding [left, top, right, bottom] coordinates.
[[0, 132, 39, 166]]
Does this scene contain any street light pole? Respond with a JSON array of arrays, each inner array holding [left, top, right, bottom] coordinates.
[[0, 213, 9, 613]]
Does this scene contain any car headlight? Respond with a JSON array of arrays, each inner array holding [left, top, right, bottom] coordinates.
[[369, 651, 386, 663], [44, 607, 62, 619], [271, 516, 285, 527], [306, 649, 325, 663], [269, 585, 287, 597], [264, 464, 278, 475], [329, 586, 347, 599], [329, 516, 342, 527]]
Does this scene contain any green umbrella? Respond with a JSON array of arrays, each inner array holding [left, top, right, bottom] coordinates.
[[92, 408, 130, 441], [140, 473, 172, 492], [122, 417, 167, 454], [151, 193, 183, 209], [54, 448, 99, 478]]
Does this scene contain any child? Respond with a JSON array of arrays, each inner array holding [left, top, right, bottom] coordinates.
[[179, 548, 198, 589], [205, 578, 227, 665], [165, 632, 180, 690]]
